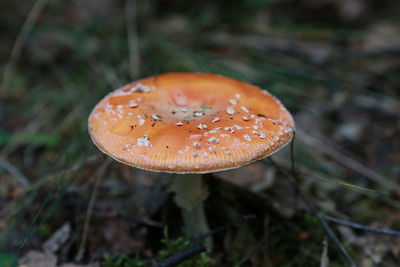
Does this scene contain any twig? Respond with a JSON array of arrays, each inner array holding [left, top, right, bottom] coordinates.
[[0, 155, 30, 187], [75, 159, 111, 261], [321, 215, 400, 237], [156, 242, 206, 267], [126, 0, 140, 78], [296, 129, 400, 195], [1, 0, 48, 90], [117, 213, 164, 228]]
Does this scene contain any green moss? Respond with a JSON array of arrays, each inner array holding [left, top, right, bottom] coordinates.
[[0, 254, 17, 267], [157, 228, 213, 267]]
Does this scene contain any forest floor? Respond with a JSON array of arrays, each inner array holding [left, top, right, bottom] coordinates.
[[0, 0, 399, 266]]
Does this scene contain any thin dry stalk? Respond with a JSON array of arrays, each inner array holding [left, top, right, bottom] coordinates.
[[126, 0, 140, 78], [273, 156, 400, 210], [0, 155, 30, 187], [321, 215, 400, 237], [268, 156, 356, 266], [1, 0, 48, 90], [75, 158, 112, 261], [296, 129, 400, 195], [25, 154, 102, 193]]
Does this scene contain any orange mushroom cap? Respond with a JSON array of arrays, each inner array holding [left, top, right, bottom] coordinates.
[[88, 73, 295, 173]]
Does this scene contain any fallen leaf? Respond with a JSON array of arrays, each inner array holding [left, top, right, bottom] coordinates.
[[58, 263, 100, 267], [18, 251, 57, 267], [43, 223, 71, 254]]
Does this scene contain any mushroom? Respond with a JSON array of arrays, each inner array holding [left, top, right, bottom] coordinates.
[[88, 73, 294, 248]]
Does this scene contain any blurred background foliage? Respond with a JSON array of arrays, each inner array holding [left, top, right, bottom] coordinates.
[[0, 0, 399, 266]]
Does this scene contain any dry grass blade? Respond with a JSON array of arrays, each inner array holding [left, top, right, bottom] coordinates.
[[273, 156, 400, 210], [75, 158, 112, 261], [320, 238, 329, 267], [238, 230, 270, 265], [321, 215, 400, 237], [25, 154, 102, 192], [126, 0, 140, 79], [296, 129, 400, 195], [301, 194, 356, 266], [0, 155, 30, 187], [1, 0, 48, 90], [268, 157, 356, 266]]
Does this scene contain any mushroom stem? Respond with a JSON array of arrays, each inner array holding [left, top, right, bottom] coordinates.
[[171, 174, 211, 249]]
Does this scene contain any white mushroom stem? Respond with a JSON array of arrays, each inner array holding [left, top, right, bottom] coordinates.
[[171, 174, 212, 250]]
